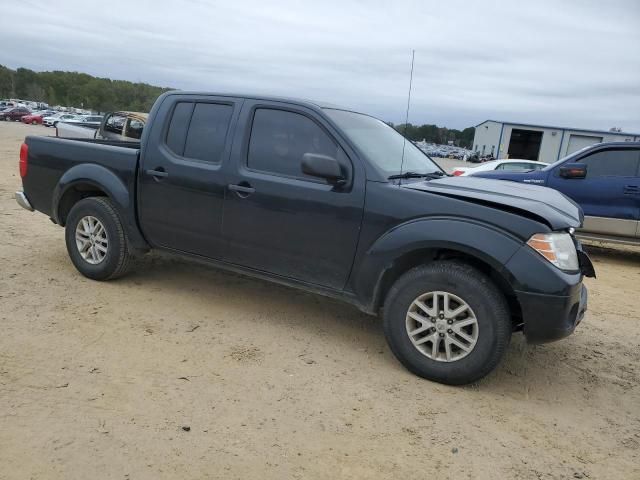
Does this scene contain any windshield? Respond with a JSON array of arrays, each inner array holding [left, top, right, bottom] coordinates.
[[324, 109, 443, 177]]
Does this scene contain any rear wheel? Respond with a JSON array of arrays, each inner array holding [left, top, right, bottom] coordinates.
[[383, 261, 511, 385], [64, 197, 132, 280]]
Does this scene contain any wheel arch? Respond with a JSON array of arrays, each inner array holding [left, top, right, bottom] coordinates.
[[53, 164, 129, 225], [52, 163, 149, 251], [352, 219, 525, 327]]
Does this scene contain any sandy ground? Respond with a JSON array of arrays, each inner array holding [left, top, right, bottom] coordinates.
[[0, 121, 638, 479]]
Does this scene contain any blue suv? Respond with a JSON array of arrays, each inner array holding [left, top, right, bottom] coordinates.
[[472, 142, 640, 245]]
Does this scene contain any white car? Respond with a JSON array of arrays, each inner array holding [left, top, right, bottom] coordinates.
[[42, 113, 80, 127], [452, 159, 549, 176]]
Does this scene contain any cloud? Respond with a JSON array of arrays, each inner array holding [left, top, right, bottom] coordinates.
[[1, 0, 638, 131]]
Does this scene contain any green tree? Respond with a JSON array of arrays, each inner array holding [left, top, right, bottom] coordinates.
[[394, 122, 474, 148], [0, 64, 173, 112]]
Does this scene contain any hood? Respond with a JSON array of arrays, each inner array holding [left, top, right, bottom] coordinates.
[[404, 176, 582, 230]]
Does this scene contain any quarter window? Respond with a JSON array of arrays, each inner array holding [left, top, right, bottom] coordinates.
[[580, 150, 640, 177], [247, 108, 343, 180], [166, 103, 193, 155]]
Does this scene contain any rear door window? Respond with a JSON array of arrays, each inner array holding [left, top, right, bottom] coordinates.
[[183, 103, 233, 162], [580, 149, 640, 177], [165, 102, 233, 163]]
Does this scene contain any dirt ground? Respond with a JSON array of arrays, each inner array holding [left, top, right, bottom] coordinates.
[[0, 121, 638, 479]]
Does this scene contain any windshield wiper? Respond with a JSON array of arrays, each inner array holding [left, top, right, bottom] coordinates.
[[388, 171, 447, 180]]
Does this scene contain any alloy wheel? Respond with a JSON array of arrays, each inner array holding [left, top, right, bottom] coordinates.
[[75, 215, 109, 264], [405, 291, 479, 362]]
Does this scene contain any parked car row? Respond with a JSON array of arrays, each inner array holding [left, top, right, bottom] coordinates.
[[0, 106, 32, 121], [1, 99, 49, 110], [20, 110, 58, 124], [2, 98, 93, 115], [415, 141, 474, 160], [43, 112, 103, 128], [452, 159, 549, 176], [0, 106, 103, 128]]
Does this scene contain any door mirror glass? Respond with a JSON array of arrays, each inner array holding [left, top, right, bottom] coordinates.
[[559, 162, 587, 179], [301, 153, 345, 185]]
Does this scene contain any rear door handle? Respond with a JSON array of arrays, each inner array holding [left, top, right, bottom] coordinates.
[[146, 168, 168, 179], [228, 183, 255, 195], [623, 185, 639, 195]]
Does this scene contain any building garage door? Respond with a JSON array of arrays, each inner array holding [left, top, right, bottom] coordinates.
[[566, 134, 603, 155], [507, 129, 543, 160]]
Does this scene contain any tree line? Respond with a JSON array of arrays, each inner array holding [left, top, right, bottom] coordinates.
[[392, 122, 475, 149], [0, 65, 172, 113]]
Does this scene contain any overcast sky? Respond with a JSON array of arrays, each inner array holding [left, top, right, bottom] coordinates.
[[1, 0, 639, 131]]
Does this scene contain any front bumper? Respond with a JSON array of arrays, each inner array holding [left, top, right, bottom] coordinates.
[[517, 284, 587, 343], [505, 242, 592, 344]]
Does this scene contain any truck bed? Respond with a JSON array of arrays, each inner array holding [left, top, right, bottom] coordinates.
[[22, 135, 140, 219]]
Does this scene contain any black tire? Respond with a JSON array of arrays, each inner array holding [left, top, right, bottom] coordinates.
[[65, 197, 132, 280], [383, 261, 511, 385]]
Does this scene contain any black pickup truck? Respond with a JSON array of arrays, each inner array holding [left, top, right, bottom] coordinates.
[[15, 91, 594, 385]]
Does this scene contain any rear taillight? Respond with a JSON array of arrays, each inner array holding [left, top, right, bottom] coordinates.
[[452, 170, 463, 176], [19, 143, 28, 178]]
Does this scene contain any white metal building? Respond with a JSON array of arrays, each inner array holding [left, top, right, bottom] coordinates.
[[473, 120, 640, 162]]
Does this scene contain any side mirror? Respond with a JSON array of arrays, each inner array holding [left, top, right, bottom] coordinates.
[[559, 163, 587, 179], [301, 153, 346, 185]]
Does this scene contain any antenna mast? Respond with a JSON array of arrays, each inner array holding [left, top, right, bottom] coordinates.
[[398, 49, 415, 184]]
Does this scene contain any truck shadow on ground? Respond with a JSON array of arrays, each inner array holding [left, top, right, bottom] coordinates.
[[115, 250, 628, 393]]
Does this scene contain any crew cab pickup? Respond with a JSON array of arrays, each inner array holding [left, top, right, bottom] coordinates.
[[15, 91, 595, 385], [472, 142, 640, 246]]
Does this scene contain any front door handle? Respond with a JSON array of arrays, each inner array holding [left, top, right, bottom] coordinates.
[[228, 183, 255, 196], [623, 185, 639, 195], [146, 168, 168, 179]]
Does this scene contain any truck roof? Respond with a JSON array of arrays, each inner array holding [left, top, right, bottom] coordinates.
[[164, 90, 354, 113]]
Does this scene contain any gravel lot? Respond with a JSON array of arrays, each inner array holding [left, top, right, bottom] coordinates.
[[1, 121, 638, 479]]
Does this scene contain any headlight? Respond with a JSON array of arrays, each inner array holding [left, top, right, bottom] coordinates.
[[527, 232, 579, 271]]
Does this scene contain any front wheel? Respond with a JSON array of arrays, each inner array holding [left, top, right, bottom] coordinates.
[[383, 261, 511, 385], [65, 197, 132, 280]]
